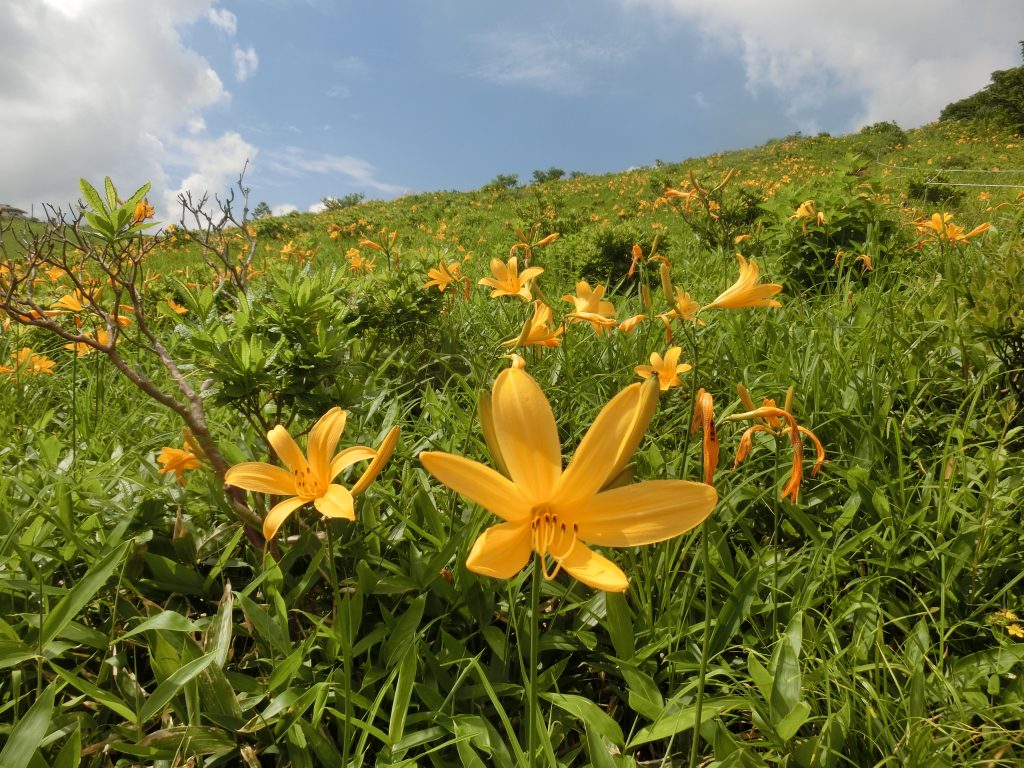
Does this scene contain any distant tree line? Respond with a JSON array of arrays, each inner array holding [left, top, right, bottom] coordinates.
[[941, 42, 1024, 134]]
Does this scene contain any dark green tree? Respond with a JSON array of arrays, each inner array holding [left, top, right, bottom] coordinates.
[[940, 42, 1024, 133]]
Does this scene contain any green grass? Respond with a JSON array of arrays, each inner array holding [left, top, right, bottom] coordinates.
[[1, 119, 1023, 767]]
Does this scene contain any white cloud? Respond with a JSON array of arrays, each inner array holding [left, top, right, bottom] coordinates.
[[307, 201, 327, 214], [272, 203, 298, 216], [266, 147, 409, 196], [0, 0, 252, 216], [233, 45, 259, 81], [620, 0, 1024, 129], [470, 31, 629, 93], [165, 131, 257, 217], [207, 6, 237, 36]]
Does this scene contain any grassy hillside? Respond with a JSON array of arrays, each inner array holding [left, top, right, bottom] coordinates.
[[1, 119, 1023, 767]]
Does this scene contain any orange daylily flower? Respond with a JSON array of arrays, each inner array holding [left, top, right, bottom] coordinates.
[[634, 347, 692, 391], [913, 212, 990, 245], [132, 198, 155, 224], [703, 254, 782, 311], [64, 328, 111, 356], [424, 259, 464, 293], [225, 408, 398, 540], [617, 314, 647, 334], [420, 369, 716, 591], [562, 280, 617, 334], [0, 347, 57, 376], [730, 384, 825, 504], [690, 388, 719, 487], [157, 445, 201, 485], [503, 300, 563, 349], [478, 256, 543, 300]]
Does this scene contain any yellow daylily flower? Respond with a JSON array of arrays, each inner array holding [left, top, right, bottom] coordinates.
[[132, 198, 155, 224], [617, 314, 647, 334], [420, 369, 717, 592], [225, 407, 399, 540], [913, 212, 990, 245], [703, 254, 782, 311], [478, 256, 543, 300], [167, 298, 188, 315], [634, 347, 692, 391], [562, 280, 617, 335], [0, 347, 56, 376], [64, 328, 111, 356], [157, 446, 201, 485], [424, 259, 463, 293], [503, 300, 563, 348]]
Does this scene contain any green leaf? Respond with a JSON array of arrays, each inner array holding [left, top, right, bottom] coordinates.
[[103, 176, 118, 209], [118, 610, 201, 641], [619, 664, 663, 721], [388, 643, 418, 753], [137, 725, 237, 755], [541, 692, 624, 748], [627, 697, 746, 749], [40, 541, 130, 650], [52, 724, 81, 768], [775, 701, 811, 742], [602, 591, 635, 659], [0, 683, 55, 768], [0, 639, 35, 670], [139, 651, 217, 723], [708, 562, 761, 660], [79, 178, 107, 215], [124, 182, 151, 211], [769, 612, 804, 723], [51, 664, 138, 723]]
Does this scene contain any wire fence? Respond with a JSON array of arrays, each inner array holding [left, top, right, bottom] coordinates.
[[871, 158, 1024, 190]]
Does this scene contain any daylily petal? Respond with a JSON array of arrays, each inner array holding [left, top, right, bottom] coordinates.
[[263, 496, 308, 540], [307, 407, 347, 482], [224, 461, 296, 496], [554, 541, 628, 592], [572, 480, 717, 547], [330, 445, 377, 481], [314, 484, 355, 520], [420, 451, 531, 522], [491, 367, 561, 499], [556, 377, 658, 506], [268, 424, 308, 475], [351, 426, 399, 495], [466, 521, 533, 579], [478, 391, 509, 477]]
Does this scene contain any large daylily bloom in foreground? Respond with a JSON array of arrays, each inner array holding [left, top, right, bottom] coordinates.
[[703, 254, 782, 311], [420, 369, 717, 591], [225, 407, 399, 540]]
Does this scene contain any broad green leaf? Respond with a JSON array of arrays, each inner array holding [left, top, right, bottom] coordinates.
[[708, 563, 761, 660], [542, 692, 624, 748], [769, 612, 803, 722], [118, 610, 201, 641], [103, 176, 118, 209], [51, 664, 138, 723], [52, 724, 81, 768], [627, 697, 746, 748], [40, 541, 130, 649], [603, 591, 635, 659], [775, 701, 811, 742], [0, 639, 35, 670], [137, 725, 236, 755], [206, 582, 234, 668], [78, 178, 107, 215], [139, 651, 217, 723], [388, 644, 418, 752], [0, 683, 55, 768], [619, 665, 663, 721], [124, 181, 151, 210]]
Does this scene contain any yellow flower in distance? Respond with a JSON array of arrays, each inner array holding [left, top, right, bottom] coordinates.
[[225, 407, 399, 540], [478, 256, 543, 300], [703, 254, 782, 311], [634, 347, 692, 391], [420, 369, 717, 592], [157, 446, 201, 485], [503, 300, 563, 348], [0, 347, 56, 376]]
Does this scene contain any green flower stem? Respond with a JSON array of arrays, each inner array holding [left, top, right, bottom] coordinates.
[[325, 521, 353, 767], [688, 524, 713, 768], [526, 558, 543, 766]]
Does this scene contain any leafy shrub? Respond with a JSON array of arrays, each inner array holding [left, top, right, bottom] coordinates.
[[323, 192, 366, 210], [761, 169, 906, 293], [483, 173, 520, 191], [907, 174, 966, 206], [558, 221, 668, 285], [531, 167, 566, 184]]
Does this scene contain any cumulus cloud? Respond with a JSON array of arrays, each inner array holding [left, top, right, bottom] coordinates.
[[0, 0, 257, 216], [307, 201, 328, 214], [272, 203, 298, 216], [265, 147, 409, 196], [621, 0, 1024, 129], [207, 6, 237, 35], [233, 44, 259, 81], [470, 31, 629, 93]]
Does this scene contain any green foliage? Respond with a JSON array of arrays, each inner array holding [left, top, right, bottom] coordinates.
[[760, 164, 906, 293], [560, 220, 667, 285], [251, 200, 272, 219], [323, 192, 366, 210], [78, 175, 155, 243], [906, 173, 967, 206], [484, 173, 520, 191], [531, 166, 566, 184], [940, 43, 1024, 133]]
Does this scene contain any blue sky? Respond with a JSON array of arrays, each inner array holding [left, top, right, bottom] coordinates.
[[3, 0, 1023, 217]]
